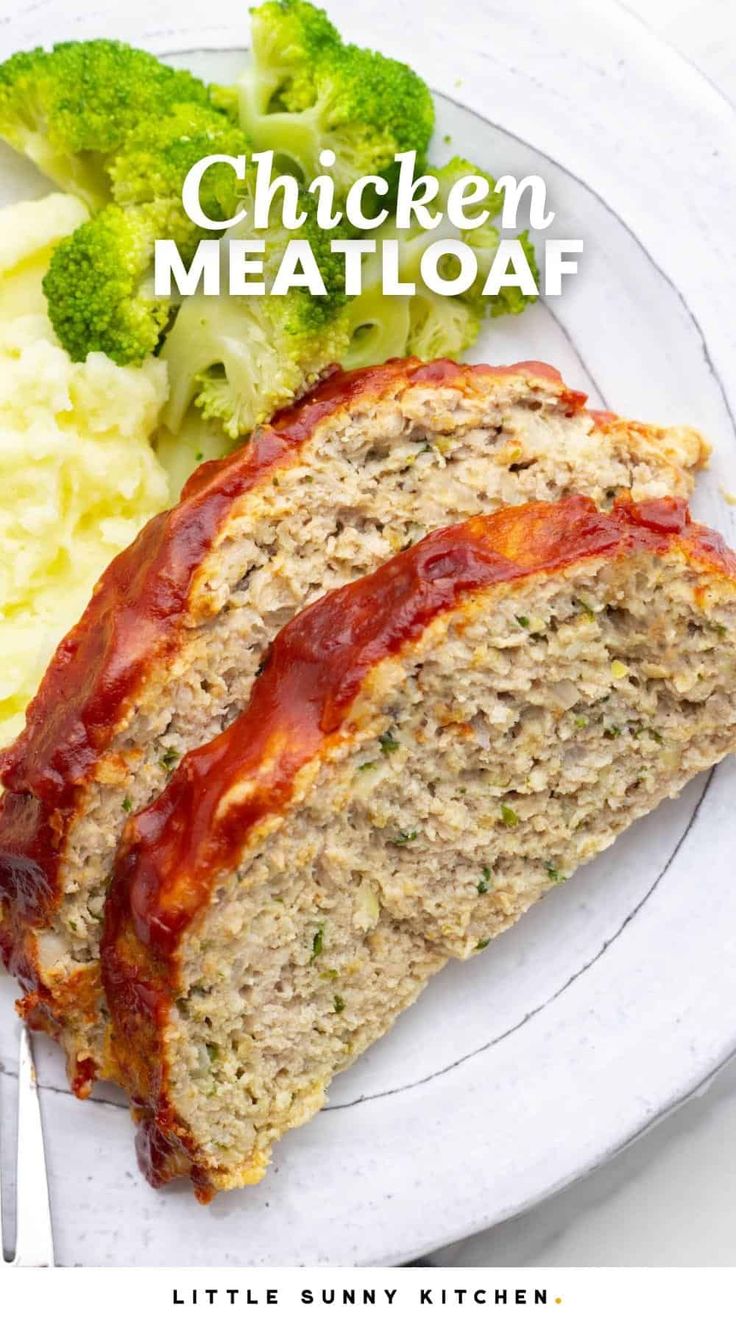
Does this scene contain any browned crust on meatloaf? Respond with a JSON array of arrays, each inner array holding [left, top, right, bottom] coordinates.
[[100, 494, 736, 1194]]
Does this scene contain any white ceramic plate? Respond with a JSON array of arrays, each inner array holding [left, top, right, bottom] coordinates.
[[1, 0, 736, 1268]]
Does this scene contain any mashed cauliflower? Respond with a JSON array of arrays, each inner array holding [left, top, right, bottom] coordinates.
[[0, 194, 170, 747]]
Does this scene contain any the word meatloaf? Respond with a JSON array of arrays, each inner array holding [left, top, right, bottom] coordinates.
[[0, 358, 708, 1092], [102, 494, 736, 1201]]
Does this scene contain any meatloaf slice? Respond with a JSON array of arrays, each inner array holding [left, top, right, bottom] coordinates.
[[102, 494, 736, 1201], [0, 358, 708, 1092]]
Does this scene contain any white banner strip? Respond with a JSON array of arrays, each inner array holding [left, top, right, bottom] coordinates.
[[0, 1267, 733, 1321]]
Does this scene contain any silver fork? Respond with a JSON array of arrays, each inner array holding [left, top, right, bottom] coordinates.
[[1, 1024, 55, 1267]]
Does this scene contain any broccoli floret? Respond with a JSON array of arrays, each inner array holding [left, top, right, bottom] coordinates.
[[473, 229, 540, 318], [229, 0, 434, 196], [108, 104, 251, 255], [42, 204, 171, 363], [432, 160, 539, 318], [406, 292, 481, 360], [0, 40, 212, 209], [162, 289, 349, 441], [162, 201, 350, 441], [343, 156, 537, 368], [43, 106, 252, 364], [338, 286, 412, 369], [230, 0, 341, 116]]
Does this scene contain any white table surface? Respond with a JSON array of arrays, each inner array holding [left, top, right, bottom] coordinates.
[[0, 0, 735, 1269], [427, 0, 736, 1269]]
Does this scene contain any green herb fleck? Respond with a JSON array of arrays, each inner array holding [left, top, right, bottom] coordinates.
[[320, 968, 339, 981], [476, 937, 491, 950], [69, 919, 78, 933], [500, 803, 519, 827], [358, 760, 377, 771], [392, 829, 418, 845], [603, 725, 621, 739], [573, 715, 589, 730], [304, 475, 314, 483], [575, 597, 596, 621], [545, 862, 565, 883], [478, 866, 492, 894], [160, 747, 179, 771], [515, 615, 530, 629], [646, 727, 664, 745], [310, 924, 325, 962], [379, 732, 400, 755], [195, 450, 204, 463], [333, 994, 346, 1014], [206, 1044, 219, 1063], [122, 795, 132, 813]]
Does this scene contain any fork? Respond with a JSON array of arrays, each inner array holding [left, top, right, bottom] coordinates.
[[1, 1024, 55, 1267]]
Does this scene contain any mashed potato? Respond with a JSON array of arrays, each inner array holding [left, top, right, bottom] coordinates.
[[0, 194, 170, 747], [0, 192, 88, 321]]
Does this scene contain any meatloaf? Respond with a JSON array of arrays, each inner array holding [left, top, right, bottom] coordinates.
[[102, 494, 736, 1200], [0, 357, 708, 1092]]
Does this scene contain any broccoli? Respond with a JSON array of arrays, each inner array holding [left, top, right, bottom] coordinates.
[[108, 103, 251, 255], [0, 40, 213, 210], [43, 107, 252, 364], [161, 201, 351, 440], [342, 156, 538, 369], [405, 291, 481, 361], [162, 288, 348, 441], [223, 0, 434, 197], [42, 204, 171, 363], [159, 152, 537, 442], [224, 0, 341, 118], [17, 28, 536, 449]]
